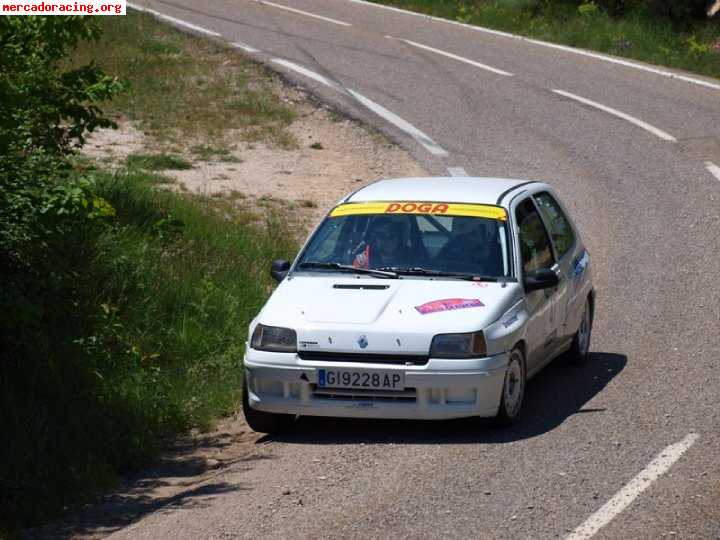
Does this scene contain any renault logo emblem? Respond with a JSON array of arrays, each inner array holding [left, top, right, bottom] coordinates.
[[357, 335, 368, 349]]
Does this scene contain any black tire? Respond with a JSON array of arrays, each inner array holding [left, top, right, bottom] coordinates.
[[566, 297, 593, 365], [493, 347, 526, 427], [242, 377, 295, 434]]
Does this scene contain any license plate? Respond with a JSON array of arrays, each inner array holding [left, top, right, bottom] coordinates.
[[318, 369, 404, 390]]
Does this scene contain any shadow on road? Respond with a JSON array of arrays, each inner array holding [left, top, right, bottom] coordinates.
[[25, 354, 625, 537], [23, 429, 267, 539], [264, 352, 627, 445]]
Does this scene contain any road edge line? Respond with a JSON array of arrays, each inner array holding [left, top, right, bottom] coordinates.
[[447, 167, 468, 176], [271, 58, 448, 157], [231, 41, 260, 53], [127, 2, 221, 37]]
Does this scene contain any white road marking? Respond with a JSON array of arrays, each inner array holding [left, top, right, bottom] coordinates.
[[272, 58, 448, 156], [256, 0, 352, 27], [566, 433, 700, 540], [706, 162, 720, 182], [388, 36, 513, 77], [345, 90, 448, 156], [346, 0, 720, 92], [127, 3, 221, 37], [232, 41, 260, 53], [447, 167, 468, 176], [552, 89, 677, 142], [272, 58, 336, 86]]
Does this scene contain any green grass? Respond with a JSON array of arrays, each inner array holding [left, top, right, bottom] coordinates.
[[68, 11, 298, 149], [190, 143, 243, 162], [368, 0, 720, 79], [125, 153, 193, 171], [0, 166, 297, 532]]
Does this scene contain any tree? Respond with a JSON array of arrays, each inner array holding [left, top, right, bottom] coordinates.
[[0, 17, 122, 357]]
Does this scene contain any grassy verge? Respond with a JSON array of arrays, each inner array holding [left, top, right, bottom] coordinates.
[[369, 0, 720, 79], [68, 11, 298, 151], [1, 12, 302, 534], [1, 163, 297, 532], [125, 153, 193, 170]]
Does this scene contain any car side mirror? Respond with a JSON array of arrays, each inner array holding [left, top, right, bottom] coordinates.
[[523, 268, 559, 292], [270, 259, 291, 282]]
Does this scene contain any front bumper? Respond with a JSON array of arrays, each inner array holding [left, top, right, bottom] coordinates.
[[244, 349, 509, 420]]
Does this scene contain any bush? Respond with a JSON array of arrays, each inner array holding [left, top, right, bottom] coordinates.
[[524, 0, 710, 18], [0, 17, 299, 533], [0, 18, 121, 531], [0, 17, 122, 346], [646, 0, 710, 21], [594, 0, 642, 16], [1, 164, 297, 531]]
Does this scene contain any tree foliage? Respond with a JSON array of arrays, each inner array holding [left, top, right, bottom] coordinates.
[[645, 0, 711, 21], [0, 17, 122, 353], [559, 0, 711, 19], [0, 18, 125, 532]]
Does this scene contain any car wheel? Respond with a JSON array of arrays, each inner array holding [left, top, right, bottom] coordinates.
[[242, 377, 295, 434], [493, 347, 526, 427], [567, 298, 593, 365]]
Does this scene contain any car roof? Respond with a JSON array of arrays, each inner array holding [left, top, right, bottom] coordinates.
[[345, 177, 538, 207]]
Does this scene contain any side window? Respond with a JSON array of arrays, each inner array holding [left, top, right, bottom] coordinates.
[[533, 192, 575, 259], [515, 198, 554, 274]]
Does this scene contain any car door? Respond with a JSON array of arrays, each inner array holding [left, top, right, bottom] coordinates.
[[514, 197, 559, 376], [533, 191, 578, 348]]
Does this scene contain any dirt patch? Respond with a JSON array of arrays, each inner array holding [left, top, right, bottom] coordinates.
[[84, 85, 427, 230], [83, 121, 150, 165]]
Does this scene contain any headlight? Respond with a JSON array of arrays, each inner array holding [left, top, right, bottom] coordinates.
[[430, 331, 487, 358], [251, 324, 297, 352]]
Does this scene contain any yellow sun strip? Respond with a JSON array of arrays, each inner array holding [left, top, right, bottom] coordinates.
[[329, 201, 507, 221]]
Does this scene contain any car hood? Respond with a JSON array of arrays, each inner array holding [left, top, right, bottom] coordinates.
[[256, 275, 523, 355]]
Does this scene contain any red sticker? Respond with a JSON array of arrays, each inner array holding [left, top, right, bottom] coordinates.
[[415, 298, 484, 315]]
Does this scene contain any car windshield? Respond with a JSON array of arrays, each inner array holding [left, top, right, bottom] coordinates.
[[296, 201, 511, 278]]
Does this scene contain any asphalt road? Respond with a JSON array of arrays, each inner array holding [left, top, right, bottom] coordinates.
[[111, 2, 720, 538]]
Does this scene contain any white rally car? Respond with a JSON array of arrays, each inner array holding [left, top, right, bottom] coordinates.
[[243, 177, 594, 433]]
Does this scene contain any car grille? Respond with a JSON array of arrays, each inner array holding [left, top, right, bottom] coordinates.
[[297, 351, 428, 365], [312, 386, 417, 402]]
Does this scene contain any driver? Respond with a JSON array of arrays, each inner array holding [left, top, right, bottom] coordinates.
[[352, 217, 410, 269], [438, 217, 501, 275]]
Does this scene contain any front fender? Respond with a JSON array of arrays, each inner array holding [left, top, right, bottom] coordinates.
[[484, 299, 528, 356]]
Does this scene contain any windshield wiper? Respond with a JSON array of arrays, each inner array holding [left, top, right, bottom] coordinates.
[[297, 261, 398, 279], [378, 267, 499, 282]]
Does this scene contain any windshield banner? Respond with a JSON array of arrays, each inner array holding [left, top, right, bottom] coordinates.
[[329, 201, 507, 220]]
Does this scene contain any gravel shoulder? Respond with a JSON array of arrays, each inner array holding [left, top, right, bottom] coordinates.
[[83, 81, 426, 231]]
